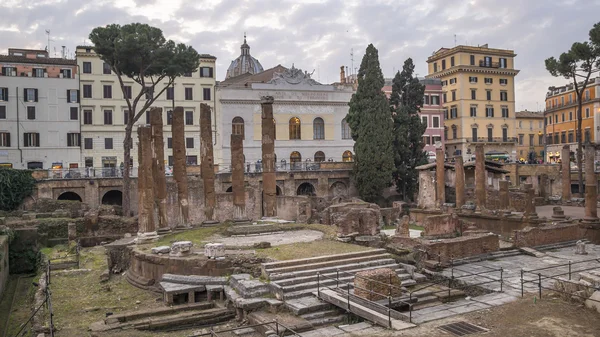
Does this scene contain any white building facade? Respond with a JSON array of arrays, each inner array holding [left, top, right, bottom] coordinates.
[[0, 48, 81, 170]]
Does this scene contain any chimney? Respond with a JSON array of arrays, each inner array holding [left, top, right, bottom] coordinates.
[[340, 66, 346, 84]]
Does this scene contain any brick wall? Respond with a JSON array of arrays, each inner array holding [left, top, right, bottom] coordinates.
[[422, 214, 460, 237], [513, 223, 585, 247], [421, 234, 499, 264]]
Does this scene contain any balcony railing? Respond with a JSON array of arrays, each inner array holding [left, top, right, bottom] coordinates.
[[470, 137, 517, 143], [218, 161, 354, 174], [46, 167, 138, 179], [479, 61, 502, 68]]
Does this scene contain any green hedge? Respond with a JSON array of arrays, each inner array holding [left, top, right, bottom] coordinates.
[[0, 168, 35, 211]]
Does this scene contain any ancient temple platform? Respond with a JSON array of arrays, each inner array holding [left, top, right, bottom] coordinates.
[[214, 229, 323, 247]]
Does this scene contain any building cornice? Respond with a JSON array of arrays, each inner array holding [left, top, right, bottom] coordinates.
[[543, 98, 599, 114], [220, 99, 348, 106], [426, 66, 520, 78], [427, 46, 516, 63]]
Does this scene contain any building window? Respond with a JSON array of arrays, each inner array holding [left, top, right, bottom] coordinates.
[[423, 95, 430, 105], [83, 84, 92, 98], [471, 89, 476, 100], [450, 106, 457, 118], [547, 134, 553, 145], [501, 106, 509, 118], [232, 116, 245, 138], [585, 129, 591, 143], [433, 63, 437, 72], [421, 115, 428, 126], [443, 93, 447, 103], [123, 86, 132, 99], [27, 106, 35, 120], [84, 110, 92, 125], [84, 138, 93, 149], [103, 62, 111, 74], [123, 110, 129, 125], [1, 66, 16, 76], [562, 113, 565, 122], [167, 110, 173, 125], [168, 156, 174, 166], [203, 88, 211, 100], [585, 90, 590, 100], [487, 128, 493, 142], [144, 86, 154, 100], [313, 117, 324, 139], [23, 133, 40, 147], [518, 134, 524, 145], [431, 95, 440, 105], [486, 90, 492, 101], [432, 116, 440, 128], [70, 107, 78, 120], [200, 67, 214, 78], [61, 69, 72, 78], [24, 88, 37, 102], [470, 55, 475, 65], [452, 126, 458, 139], [289, 117, 301, 140], [83, 62, 92, 74], [449, 78, 456, 84], [33, 68, 44, 77], [568, 131, 574, 143], [470, 105, 477, 117], [167, 138, 172, 149], [484, 78, 493, 84], [68, 89, 79, 103], [103, 85, 112, 99], [0, 132, 10, 147], [67, 133, 80, 147], [444, 127, 448, 140], [469, 76, 477, 83], [586, 107, 590, 118], [85, 157, 93, 167], [561, 132, 566, 143], [185, 111, 193, 125], [486, 106, 494, 117], [553, 133, 559, 144], [500, 91, 508, 101], [519, 121, 522, 128], [185, 87, 193, 100], [499, 58, 507, 68], [314, 151, 325, 162], [450, 56, 455, 67], [528, 134, 534, 146], [0, 106, 5, 119], [0, 87, 8, 101], [451, 90, 456, 101], [472, 128, 478, 142], [146, 111, 151, 124], [166, 87, 174, 100], [569, 111, 573, 121], [502, 128, 508, 142], [342, 150, 353, 162], [423, 136, 430, 145], [539, 134, 544, 145], [483, 56, 492, 67], [342, 119, 351, 139], [442, 59, 446, 70], [186, 156, 198, 165], [105, 138, 113, 149], [186, 137, 194, 148], [290, 151, 302, 165], [104, 110, 113, 125]]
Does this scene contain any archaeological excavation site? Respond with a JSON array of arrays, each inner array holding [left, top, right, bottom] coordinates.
[[1, 99, 600, 337]]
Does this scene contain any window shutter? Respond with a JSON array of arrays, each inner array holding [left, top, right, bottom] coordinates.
[[67, 90, 71, 103], [209, 67, 214, 78], [6, 133, 10, 147], [23, 88, 27, 100], [77, 90, 80, 103], [3, 88, 7, 101], [34, 89, 38, 102]]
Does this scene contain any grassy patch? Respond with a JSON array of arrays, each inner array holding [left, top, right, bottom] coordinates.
[[382, 225, 396, 230], [256, 240, 373, 261], [409, 224, 425, 231], [3, 275, 36, 337]]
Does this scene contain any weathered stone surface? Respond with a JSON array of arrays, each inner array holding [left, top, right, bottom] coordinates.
[[52, 209, 70, 218], [231, 134, 246, 220], [261, 96, 277, 217], [395, 215, 410, 237], [513, 223, 584, 247], [584, 145, 598, 222], [436, 147, 445, 207], [230, 274, 270, 298], [575, 240, 588, 255], [499, 180, 509, 210], [325, 202, 381, 236], [172, 107, 190, 226], [149, 107, 168, 229], [422, 213, 461, 237], [161, 274, 228, 285], [585, 291, 600, 313], [170, 241, 193, 257], [523, 183, 537, 218], [475, 145, 486, 209], [562, 145, 571, 201], [253, 242, 271, 249], [137, 125, 155, 235], [151, 246, 171, 254], [354, 268, 403, 301], [552, 206, 566, 219], [204, 243, 225, 258], [200, 103, 216, 221], [67, 222, 77, 241], [455, 156, 465, 208]]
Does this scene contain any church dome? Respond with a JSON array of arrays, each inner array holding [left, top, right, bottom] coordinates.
[[226, 34, 264, 79]]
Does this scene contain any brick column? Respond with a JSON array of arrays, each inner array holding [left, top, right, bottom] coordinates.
[[523, 183, 538, 218], [436, 147, 445, 207], [562, 145, 571, 201], [172, 107, 190, 227], [149, 107, 169, 232], [539, 174, 548, 199], [200, 103, 217, 224], [231, 134, 248, 221], [475, 144, 486, 209], [454, 156, 465, 208], [137, 126, 157, 241], [261, 96, 277, 217], [499, 180, 509, 209], [584, 144, 598, 222]]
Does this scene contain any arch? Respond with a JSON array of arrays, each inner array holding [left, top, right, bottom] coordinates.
[[102, 190, 123, 206], [329, 181, 348, 198], [313, 117, 324, 140], [290, 151, 302, 170], [341, 118, 351, 139], [276, 185, 282, 196], [232, 116, 245, 138], [314, 151, 325, 162], [289, 117, 301, 140], [297, 182, 316, 196], [342, 150, 353, 162], [57, 191, 82, 202]]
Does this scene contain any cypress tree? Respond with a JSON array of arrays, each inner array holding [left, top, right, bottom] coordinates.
[[346, 44, 394, 203], [391, 58, 427, 201]]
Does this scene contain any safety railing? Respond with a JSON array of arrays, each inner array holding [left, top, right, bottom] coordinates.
[[188, 319, 302, 337], [46, 167, 139, 179]]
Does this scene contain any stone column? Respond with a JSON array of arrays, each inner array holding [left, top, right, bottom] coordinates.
[[562, 145, 571, 201], [523, 183, 538, 218], [455, 156, 465, 208], [436, 147, 445, 207], [499, 180, 509, 209], [149, 107, 169, 232], [261, 96, 277, 218], [539, 174, 548, 199], [475, 144, 486, 209], [137, 126, 157, 241], [172, 107, 190, 227], [584, 144, 598, 222], [200, 103, 217, 225], [231, 134, 248, 222]]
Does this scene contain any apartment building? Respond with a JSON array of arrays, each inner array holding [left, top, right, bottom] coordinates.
[[0, 48, 80, 169], [426, 44, 520, 162], [515, 110, 544, 162], [76, 46, 217, 171], [544, 78, 600, 163]]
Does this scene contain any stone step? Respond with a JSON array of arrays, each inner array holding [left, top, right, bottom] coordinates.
[[270, 259, 400, 282], [307, 315, 346, 328], [519, 247, 546, 258], [265, 254, 393, 277], [300, 309, 343, 321], [285, 296, 334, 315], [275, 263, 404, 287], [263, 249, 387, 272], [282, 270, 413, 295]]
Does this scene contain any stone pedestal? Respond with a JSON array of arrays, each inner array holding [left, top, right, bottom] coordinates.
[[551, 206, 566, 220], [435, 147, 445, 207], [200, 103, 217, 225], [204, 243, 225, 259], [584, 145, 598, 223], [475, 144, 486, 210], [261, 96, 277, 217], [523, 183, 538, 219], [172, 107, 190, 227], [149, 107, 170, 233], [231, 134, 249, 222], [170, 241, 193, 257], [562, 145, 571, 201], [455, 156, 465, 208], [499, 180, 509, 210], [137, 126, 158, 242], [575, 240, 588, 255]]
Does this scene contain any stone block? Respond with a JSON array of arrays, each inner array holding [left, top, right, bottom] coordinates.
[[585, 291, 600, 313], [52, 209, 70, 218], [170, 241, 193, 257], [354, 268, 402, 301], [575, 240, 588, 255], [395, 215, 410, 237], [325, 202, 381, 236], [151, 246, 171, 254], [204, 243, 225, 258]]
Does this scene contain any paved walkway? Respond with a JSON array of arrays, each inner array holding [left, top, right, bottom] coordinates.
[[214, 230, 323, 247], [535, 205, 599, 219]]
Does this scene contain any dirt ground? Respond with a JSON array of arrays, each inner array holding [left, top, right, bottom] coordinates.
[[355, 294, 600, 337]]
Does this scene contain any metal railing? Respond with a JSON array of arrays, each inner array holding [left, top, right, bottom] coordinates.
[[188, 320, 302, 337], [45, 167, 139, 179], [218, 160, 352, 174]]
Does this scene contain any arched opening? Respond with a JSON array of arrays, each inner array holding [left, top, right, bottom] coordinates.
[[342, 150, 353, 162], [341, 119, 351, 139], [102, 190, 123, 206], [329, 181, 348, 198], [57, 191, 82, 202], [276, 186, 282, 196], [290, 151, 302, 170], [232, 116, 245, 138], [297, 182, 316, 196], [314, 151, 325, 162], [289, 117, 301, 140], [313, 117, 324, 140], [226, 186, 233, 193]]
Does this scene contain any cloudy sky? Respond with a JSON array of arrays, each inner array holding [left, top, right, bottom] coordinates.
[[1, 0, 599, 110]]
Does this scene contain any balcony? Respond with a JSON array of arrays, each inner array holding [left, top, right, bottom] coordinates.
[[470, 137, 517, 144], [479, 61, 502, 68]]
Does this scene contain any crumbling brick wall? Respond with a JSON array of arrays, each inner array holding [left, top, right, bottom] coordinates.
[[354, 268, 403, 301], [422, 234, 499, 264], [513, 223, 584, 247], [422, 214, 461, 237]]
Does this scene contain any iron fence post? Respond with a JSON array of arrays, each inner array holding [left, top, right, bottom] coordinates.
[[275, 319, 279, 335], [520, 269, 524, 297], [500, 267, 503, 292], [538, 273, 542, 299], [388, 307, 391, 329]]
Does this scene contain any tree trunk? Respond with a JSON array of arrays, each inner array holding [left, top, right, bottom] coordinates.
[[577, 103, 584, 195], [123, 126, 133, 216]]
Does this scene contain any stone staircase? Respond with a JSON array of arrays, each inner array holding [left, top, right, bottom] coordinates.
[[261, 249, 427, 329]]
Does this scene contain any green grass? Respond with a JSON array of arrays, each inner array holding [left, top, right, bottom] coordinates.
[[3, 275, 36, 337], [256, 240, 373, 261], [409, 224, 425, 231]]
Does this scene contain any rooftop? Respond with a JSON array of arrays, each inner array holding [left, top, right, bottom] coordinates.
[[515, 110, 544, 119], [427, 44, 516, 63], [0, 54, 76, 66]]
